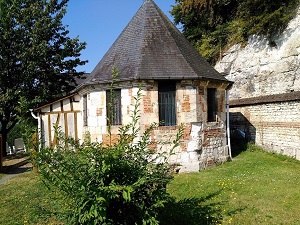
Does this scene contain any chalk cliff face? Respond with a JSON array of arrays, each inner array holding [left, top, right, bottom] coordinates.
[[215, 9, 300, 99]]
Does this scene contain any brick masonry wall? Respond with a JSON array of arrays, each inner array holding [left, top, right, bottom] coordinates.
[[230, 101, 300, 159], [78, 80, 230, 172], [80, 84, 139, 144], [139, 80, 230, 172]]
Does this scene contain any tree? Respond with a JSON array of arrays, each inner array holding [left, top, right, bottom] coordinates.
[[0, 0, 87, 157], [171, 0, 299, 64]]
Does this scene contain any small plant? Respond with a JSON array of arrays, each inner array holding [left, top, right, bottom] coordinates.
[[34, 69, 183, 224]]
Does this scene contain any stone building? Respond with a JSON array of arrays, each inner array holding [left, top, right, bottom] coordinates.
[[33, 0, 233, 172], [215, 8, 300, 159]]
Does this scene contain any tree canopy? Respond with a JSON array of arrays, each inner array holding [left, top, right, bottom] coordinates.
[[0, 0, 87, 156], [171, 0, 300, 64]]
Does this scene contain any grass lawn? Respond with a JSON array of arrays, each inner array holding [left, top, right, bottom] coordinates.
[[0, 144, 300, 224], [164, 145, 300, 224], [0, 172, 68, 225]]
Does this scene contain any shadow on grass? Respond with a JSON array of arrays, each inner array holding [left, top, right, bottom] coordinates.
[[231, 139, 248, 158], [1, 152, 30, 174], [158, 191, 223, 225], [158, 190, 248, 225]]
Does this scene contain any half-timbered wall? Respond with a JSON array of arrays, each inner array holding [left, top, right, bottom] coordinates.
[[39, 95, 81, 147]]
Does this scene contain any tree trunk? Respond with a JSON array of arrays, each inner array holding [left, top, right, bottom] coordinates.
[[1, 118, 17, 158], [1, 130, 8, 157], [0, 130, 7, 171], [0, 135, 2, 171]]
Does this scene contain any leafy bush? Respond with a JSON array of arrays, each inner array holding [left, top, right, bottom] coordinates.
[[34, 85, 183, 225]]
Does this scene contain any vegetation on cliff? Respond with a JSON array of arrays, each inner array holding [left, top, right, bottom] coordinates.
[[171, 0, 300, 64]]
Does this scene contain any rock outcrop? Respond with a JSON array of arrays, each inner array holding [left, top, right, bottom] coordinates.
[[215, 8, 300, 99], [214, 9, 300, 160]]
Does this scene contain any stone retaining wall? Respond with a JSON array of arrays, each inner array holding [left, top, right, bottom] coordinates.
[[230, 99, 300, 159]]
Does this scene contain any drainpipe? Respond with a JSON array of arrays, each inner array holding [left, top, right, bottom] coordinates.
[[30, 109, 41, 151], [226, 88, 232, 159]]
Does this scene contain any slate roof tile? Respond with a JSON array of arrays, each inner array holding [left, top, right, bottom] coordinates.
[[77, 0, 230, 90]]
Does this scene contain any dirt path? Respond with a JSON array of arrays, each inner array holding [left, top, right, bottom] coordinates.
[[0, 163, 32, 184], [0, 154, 32, 184]]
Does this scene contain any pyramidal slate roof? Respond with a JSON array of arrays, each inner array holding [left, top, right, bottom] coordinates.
[[77, 0, 230, 89]]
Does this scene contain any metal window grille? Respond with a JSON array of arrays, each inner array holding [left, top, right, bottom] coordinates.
[[207, 88, 217, 122], [83, 94, 88, 126], [106, 89, 122, 126], [158, 81, 176, 126]]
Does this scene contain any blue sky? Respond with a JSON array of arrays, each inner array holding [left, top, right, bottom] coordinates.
[[63, 0, 176, 73]]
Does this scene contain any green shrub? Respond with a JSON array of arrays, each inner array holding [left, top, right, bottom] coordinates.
[[34, 85, 183, 225]]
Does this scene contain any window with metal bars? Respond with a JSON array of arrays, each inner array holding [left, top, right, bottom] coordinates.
[[207, 88, 218, 122], [158, 81, 177, 126], [106, 89, 122, 126], [83, 94, 88, 126]]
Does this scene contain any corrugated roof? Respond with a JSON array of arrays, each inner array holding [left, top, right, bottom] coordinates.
[[77, 0, 230, 90]]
